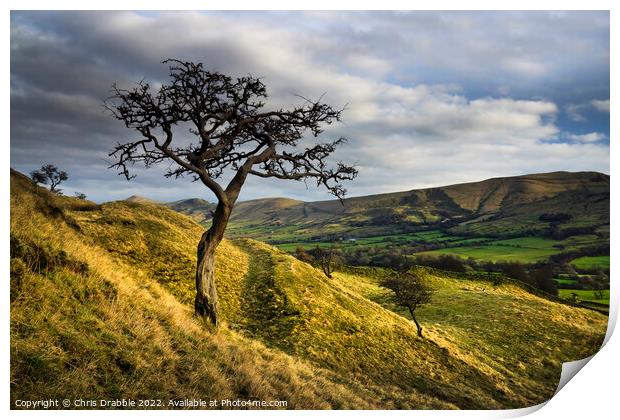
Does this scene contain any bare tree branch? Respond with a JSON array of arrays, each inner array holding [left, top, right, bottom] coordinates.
[[106, 59, 356, 205]]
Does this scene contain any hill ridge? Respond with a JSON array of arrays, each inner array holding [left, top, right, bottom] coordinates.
[[167, 170, 607, 204], [124, 195, 159, 204], [215, 171, 609, 245]]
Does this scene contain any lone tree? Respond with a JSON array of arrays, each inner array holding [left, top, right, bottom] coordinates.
[[309, 245, 342, 279], [381, 272, 433, 338], [106, 59, 357, 326], [30, 164, 68, 193], [533, 266, 558, 296]]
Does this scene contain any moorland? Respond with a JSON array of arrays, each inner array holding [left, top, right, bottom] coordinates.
[[10, 169, 609, 409]]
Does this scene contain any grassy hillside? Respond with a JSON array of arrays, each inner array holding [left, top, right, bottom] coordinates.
[[10, 171, 376, 409], [166, 197, 216, 225], [169, 171, 609, 267], [10, 170, 608, 409], [232, 171, 608, 235], [335, 266, 607, 401]]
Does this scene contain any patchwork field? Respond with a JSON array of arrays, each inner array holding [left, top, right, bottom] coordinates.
[[250, 229, 607, 269], [266, 230, 476, 253]]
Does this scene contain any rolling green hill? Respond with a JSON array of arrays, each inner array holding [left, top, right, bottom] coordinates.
[[167, 172, 609, 264], [167, 197, 217, 223], [10, 169, 607, 409]]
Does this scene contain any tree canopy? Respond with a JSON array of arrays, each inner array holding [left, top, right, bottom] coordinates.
[[381, 272, 433, 337]]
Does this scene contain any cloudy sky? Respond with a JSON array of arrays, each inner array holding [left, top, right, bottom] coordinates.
[[10, 11, 610, 203]]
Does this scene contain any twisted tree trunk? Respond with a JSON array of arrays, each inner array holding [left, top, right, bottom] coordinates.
[[194, 201, 232, 326], [413, 316, 423, 338], [409, 307, 423, 338]]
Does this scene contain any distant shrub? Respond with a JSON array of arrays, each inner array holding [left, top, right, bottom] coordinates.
[[414, 254, 469, 273], [538, 213, 572, 223], [533, 266, 558, 297]]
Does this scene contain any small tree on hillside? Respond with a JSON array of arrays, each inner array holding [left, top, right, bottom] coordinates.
[[74, 192, 87, 200], [311, 245, 343, 279], [381, 272, 433, 338], [593, 281, 606, 300], [533, 266, 558, 296], [294, 247, 314, 264], [106, 59, 357, 326], [30, 164, 68, 193]]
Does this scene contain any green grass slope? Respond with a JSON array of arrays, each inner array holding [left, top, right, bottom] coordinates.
[[10, 170, 607, 409], [335, 267, 606, 403], [177, 171, 609, 259]]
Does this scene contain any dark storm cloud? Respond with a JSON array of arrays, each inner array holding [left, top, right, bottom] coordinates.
[[10, 11, 609, 203]]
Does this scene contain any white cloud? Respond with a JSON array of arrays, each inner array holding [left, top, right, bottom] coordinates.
[[343, 53, 392, 77], [591, 99, 610, 113], [501, 57, 548, 77], [567, 132, 606, 143], [565, 99, 610, 122]]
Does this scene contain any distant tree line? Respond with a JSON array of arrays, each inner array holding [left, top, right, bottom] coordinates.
[[295, 243, 609, 298], [538, 213, 572, 223]]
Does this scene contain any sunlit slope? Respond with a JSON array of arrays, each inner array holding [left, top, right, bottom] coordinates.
[[215, 241, 605, 407], [10, 170, 607, 409], [9, 170, 380, 409], [335, 267, 607, 404]]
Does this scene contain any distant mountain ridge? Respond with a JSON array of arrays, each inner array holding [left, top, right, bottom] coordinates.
[[166, 197, 216, 222], [164, 171, 610, 240]]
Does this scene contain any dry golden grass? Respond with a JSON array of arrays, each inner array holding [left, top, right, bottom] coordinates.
[[9, 171, 373, 409], [9, 169, 607, 409]]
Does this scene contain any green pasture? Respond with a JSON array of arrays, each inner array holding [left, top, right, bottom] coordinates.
[[416, 237, 562, 263], [558, 289, 610, 306], [571, 256, 610, 270]]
